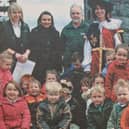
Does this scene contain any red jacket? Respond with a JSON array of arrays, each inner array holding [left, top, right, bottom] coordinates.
[[0, 97, 31, 129], [0, 68, 13, 97], [105, 60, 129, 101], [120, 105, 129, 129]]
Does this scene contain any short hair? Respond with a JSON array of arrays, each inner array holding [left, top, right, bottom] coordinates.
[[29, 77, 41, 89], [92, 73, 105, 84], [8, 3, 23, 21], [115, 44, 129, 59], [3, 80, 23, 97], [114, 79, 129, 94], [90, 85, 105, 97], [0, 50, 13, 62], [46, 82, 62, 94], [80, 76, 91, 88], [71, 51, 83, 63], [70, 4, 83, 15]]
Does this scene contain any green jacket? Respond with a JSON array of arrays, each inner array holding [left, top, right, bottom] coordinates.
[[107, 103, 127, 129], [61, 21, 88, 68], [87, 99, 113, 129]]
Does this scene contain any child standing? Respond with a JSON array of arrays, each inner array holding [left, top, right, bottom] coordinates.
[[0, 80, 31, 129], [107, 79, 129, 129], [25, 78, 46, 129], [0, 50, 13, 97], [37, 81, 72, 129], [87, 85, 113, 129], [105, 44, 129, 101]]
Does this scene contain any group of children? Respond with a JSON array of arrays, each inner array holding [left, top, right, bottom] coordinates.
[[0, 43, 129, 129]]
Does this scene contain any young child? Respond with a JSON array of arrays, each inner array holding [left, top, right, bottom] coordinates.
[[20, 74, 33, 95], [37, 81, 72, 129], [87, 85, 113, 129], [0, 80, 31, 129], [61, 79, 87, 129], [25, 78, 46, 129], [105, 44, 129, 101], [92, 73, 105, 87], [41, 69, 59, 95], [101, 50, 115, 77], [107, 79, 129, 129], [0, 50, 13, 97]]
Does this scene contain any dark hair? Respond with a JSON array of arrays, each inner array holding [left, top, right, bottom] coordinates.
[[92, 73, 105, 84], [37, 11, 54, 28], [3, 80, 23, 97], [71, 51, 83, 63]]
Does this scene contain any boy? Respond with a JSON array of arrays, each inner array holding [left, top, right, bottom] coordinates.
[[37, 81, 72, 129]]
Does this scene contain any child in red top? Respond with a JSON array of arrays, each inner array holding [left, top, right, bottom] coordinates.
[[105, 44, 129, 101], [0, 80, 31, 129], [0, 50, 13, 97], [25, 78, 46, 129]]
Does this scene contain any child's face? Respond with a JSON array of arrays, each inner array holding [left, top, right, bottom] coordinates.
[[47, 92, 60, 104], [46, 73, 57, 82], [117, 87, 129, 105], [0, 59, 12, 70], [73, 59, 82, 69], [5, 83, 19, 101], [106, 55, 114, 65], [115, 48, 128, 65], [81, 84, 89, 93], [94, 77, 104, 87], [91, 91, 105, 106], [28, 83, 40, 96]]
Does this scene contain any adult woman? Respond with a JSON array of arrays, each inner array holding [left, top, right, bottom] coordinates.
[[82, 0, 123, 75], [29, 11, 61, 83], [0, 3, 30, 70]]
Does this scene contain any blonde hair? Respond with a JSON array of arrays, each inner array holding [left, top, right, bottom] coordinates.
[[90, 85, 105, 97], [8, 3, 23, 21], [114, 79, 129, 94], [0, 50, 13, 62], [46, 82, 62, 94]]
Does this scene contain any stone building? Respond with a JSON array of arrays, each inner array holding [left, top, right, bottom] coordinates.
[[84, 0, 129, 43]]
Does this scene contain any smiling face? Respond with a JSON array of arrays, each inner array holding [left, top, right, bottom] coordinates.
[[95, 5, 106, 21], [5, 83, 19, 101], [115, 48, 128, 65], [40, 14, 52, 28]]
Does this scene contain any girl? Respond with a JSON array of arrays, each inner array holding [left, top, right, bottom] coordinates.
[[87, 85, 113, 129], [105, 44, 129, 101], [0, 80, 31, 129]]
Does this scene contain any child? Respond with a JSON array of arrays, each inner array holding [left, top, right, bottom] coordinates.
[[0, 50, 13, 97], [105, 44, 129, 101], [92, 73, 105, 87], [0, 80, 31, 129], [107, 79, 129, 129], [37, 81, 72, 129], [25, 78, 46, 129], [20, 74, 33, 95], [61, 79, 87, 129], [87, 85, 113, 129], [101, 50, 115, 77], [41, 69, 59, 95]]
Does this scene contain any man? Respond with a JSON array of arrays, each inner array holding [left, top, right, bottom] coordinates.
[[61, 4, 88, 69]]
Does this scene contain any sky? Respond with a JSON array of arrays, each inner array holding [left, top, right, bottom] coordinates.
[[17, 0, 83, 31]]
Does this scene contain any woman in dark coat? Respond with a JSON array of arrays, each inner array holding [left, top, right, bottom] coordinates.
[[29, 11, 62, 83]]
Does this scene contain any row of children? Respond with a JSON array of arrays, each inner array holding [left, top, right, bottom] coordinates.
[[0, 43, 129, 129]]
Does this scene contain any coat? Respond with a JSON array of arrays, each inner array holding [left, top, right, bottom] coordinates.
[[37, 98, 72, 129], [0, 97, 31, 129], [29, 25, 62, 83], [87, 98, 113, 129]]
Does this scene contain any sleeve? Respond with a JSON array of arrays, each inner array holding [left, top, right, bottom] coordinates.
[[36, 105, 50, 129], [56, 104, 72, 129], [82, 39, 92, 72], [107, 105, 116, 129], [21, 101, 31, 129], [105, 64, 114, 99], [0, 105, 7, 129]]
